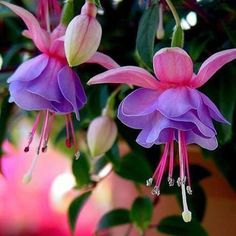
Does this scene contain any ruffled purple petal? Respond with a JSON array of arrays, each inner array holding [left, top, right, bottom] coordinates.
[[185, 131, 218, 150], [136, 126, 154, 148], [57, 66, 87, 120], [121, 88, 161, 116], [156, 87, 200, 118], [200, 92, 229, 124], [9, 81, 53, 111], [118, 104, 154, 129], [170, 112, 216, 137], [51, 99, 73, 114], [8, 54, 49, 83], [26, 57, 64, 102]]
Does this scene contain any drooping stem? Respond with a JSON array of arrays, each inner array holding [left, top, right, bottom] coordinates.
[[165, 0, 184, 48], [165, 0, 180, 26], [102, 85, 123, 118]]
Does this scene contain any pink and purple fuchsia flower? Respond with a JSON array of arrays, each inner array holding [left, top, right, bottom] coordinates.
[[88, 47, 236, 221], [1, 1, 118, 183]]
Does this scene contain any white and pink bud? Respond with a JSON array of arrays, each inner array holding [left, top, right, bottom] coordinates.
[[64, 1, 102, 67], [87, 115, 117, 158]]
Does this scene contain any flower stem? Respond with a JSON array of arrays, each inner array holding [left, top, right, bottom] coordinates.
[[165, 0, 184, 48], [102, 85, 123, 118], [165, 0, 180, 26]]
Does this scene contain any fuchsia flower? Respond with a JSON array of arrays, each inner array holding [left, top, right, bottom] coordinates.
[[1, 1, 118, 182], [88, 47, 236, 221]]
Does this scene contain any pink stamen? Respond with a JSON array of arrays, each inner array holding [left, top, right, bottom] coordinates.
[[37, 110, 50, 154], [168, 140, 174, 177], [42, 112, 55, 152], [152, 143, 169, 188], [155, 143, 169, 187], [181, 133, 191, 188], [178, 131, 184, 180], [24, 112, 42, 152], [65, 115, 71, 148]]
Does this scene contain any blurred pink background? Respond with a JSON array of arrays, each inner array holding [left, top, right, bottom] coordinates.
[[0, 136, 235, 236]]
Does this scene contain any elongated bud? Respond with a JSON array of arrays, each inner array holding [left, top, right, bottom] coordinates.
[[64, 1, 102, 67], [0, 55, 2, 69], [87, 116, 117, 158], [156, 4, 165, 40]]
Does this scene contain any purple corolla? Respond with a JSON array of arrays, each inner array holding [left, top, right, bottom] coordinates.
[[1, 1, 119, 183], [88, 47, 236, 221]]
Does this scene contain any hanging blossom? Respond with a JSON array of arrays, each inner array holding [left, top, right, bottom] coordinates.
[[1, 1, 119, 183], [88, 47, 236, 222]]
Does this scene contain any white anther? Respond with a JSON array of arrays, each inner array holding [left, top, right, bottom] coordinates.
[[151, 186, 160, 196], [146, 178, 153, 187], [75, 151, 80, 160], [168, 176, 175, 186], [186, 185, 192, 195]]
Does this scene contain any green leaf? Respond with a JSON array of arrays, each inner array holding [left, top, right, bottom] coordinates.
[[68, 191, 91, 232], [213, 141, 236, 191], [72, 152, 91, 187], [97, 209, 131, 231], [0, 72, 11, 87], [104, 142, 120, 170], [94, 0, 102, 8], [130, 197, 153, 231], [136, 3, 159, 68], [61, 0, 74, 26], [157, 215, 208, 236], [188, 165, 211, 183], [116, 152, 152, 183]]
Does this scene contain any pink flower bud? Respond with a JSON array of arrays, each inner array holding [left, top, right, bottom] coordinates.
[[64, 2, 102, 67], [87, 116, 117, 158]]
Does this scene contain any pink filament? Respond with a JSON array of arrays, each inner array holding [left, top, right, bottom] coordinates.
[[181, 132, 191, 187], [65, 115, 71, 148], [37, 110, 50, 154], [178, 131, 184, 179], [25, 112, 42, 151], [153, 143, 169, 187], [178, 131, 191, 186], [168, 140, 174, 178]]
